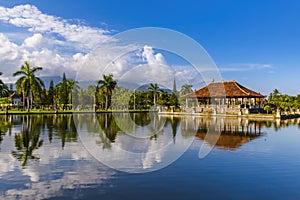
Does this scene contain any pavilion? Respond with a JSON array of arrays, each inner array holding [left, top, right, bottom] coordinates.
[[182, 80, 266, 114]]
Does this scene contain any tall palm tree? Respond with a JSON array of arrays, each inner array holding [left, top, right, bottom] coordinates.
[[67, 79, 80, 107], [97, 74, 117, 110], [180, 84, 193, 95], [0, 72, 9, 98], [0, 72, 8, 98], [148, 83, 160, 105], [13, 61, 44, 111]]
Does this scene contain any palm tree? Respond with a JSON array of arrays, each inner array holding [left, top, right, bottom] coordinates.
[[13, 61, 44, 111], [180, 84, 193, 95], [67, 79, 80, 107], [0, 72, 9, 98], [97, 74, 117, 110], [148, 83, 160, 105]]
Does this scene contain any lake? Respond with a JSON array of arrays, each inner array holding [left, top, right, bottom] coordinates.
[[1, 113, 300, 200]]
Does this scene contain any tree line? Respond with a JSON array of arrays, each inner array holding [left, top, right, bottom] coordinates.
[[263, 89, 300, 114], [2, 61, 300, 113], [0, 61, 194, 112]]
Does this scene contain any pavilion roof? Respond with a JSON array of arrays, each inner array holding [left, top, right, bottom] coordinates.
[[182, 80, 265, 98]]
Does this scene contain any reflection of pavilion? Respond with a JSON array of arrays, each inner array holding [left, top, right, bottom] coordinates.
[[181, 117, 265, 150]]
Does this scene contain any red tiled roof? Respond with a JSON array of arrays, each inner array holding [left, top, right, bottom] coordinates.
[[182, 81, 265, 98]]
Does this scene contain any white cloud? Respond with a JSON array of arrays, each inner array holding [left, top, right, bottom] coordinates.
[[0, 4, 112, 50], [0, 33, 20, 61], [0, 4, 204, 90], [0, 4, 130, 82], [142, 45, 166, 65], [22, 33, 43, 48], [219, 63, 273, 72]]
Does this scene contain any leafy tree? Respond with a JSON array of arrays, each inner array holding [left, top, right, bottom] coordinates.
[[180, 84, 193, 95], [13, 61, 44, 111], [111, 86, 132, 110], [67, 79, 80, 107], [0, 72, 9, 98], [97, 74, 117, 110], [57, 73, 69, 109], [148, 83, 160, 106], [48, 80, 55, 108]]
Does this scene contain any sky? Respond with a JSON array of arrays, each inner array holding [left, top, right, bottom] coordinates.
[[0, 0, 300, 95]]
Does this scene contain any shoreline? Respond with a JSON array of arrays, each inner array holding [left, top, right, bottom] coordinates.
[[0, 110, 153, 115], [0, 110, 299, 120], [158, 111, 300, 120]]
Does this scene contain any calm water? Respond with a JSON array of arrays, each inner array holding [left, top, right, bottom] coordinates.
[[1, 113, 300, 200]]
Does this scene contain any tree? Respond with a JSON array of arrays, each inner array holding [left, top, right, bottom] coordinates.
[[180, 84, 193, 95], [264, 105, 271, 114], [48, 80, 55, 108], [67, 79, 80, 108], [148, 83, 160, 106], [58, 73, 69, 109], [13, 61, 44, 111], [0, 72, 9, 98], [97, 74, 117, 110]]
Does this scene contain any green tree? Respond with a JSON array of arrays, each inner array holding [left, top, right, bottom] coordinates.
[[148, 83, 160, 106], [67, 79, 80, 108], [48, 80, 55, 108], [264, 105, 271, 114], [13, 61, 44, 111], [111, 86, 132, 110], [97, 74, 117, 110], [57, 73, 69, 109], [180, 84, 193, 95], [0, 72, 9, 98]]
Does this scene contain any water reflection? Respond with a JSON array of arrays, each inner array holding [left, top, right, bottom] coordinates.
[[1, 114, 300, 199], [0, 114, 114, 200], [11, 116, 44, 167], [193, 117, 266, 150], [75, 113, 194, 173], [0, 116, 11, 151]]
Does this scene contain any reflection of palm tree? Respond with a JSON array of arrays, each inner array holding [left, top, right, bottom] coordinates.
[[170, 117, 180, 143], [12, 116, 43, 167], [97, 74, 117, 110], [13, 61, 44, 111], [97, 114, 119, 145], [53, 114, 77, 149], [0, 116, 11, 150]]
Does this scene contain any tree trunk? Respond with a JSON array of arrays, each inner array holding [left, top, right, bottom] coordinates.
[[105, 94, 108, 110], [27, 91, 30, 112]]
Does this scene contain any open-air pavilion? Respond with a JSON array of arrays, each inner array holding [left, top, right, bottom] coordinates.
[[182, 80, 266, 114]]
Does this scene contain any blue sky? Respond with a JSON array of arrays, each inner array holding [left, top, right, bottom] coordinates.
[[0, 0, 300, 95]]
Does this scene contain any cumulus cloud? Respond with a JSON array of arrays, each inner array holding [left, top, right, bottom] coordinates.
[[0, 4, 133, 82], [22, 33, 43, 48], [0, 4, 112, 50], [0, 33, 20, 61], [142, 45, 166, 65], [0, 4, 201, 90]]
